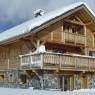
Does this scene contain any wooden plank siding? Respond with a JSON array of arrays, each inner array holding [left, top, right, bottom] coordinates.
[[0, 16, 95, 70], [86, 28, 94, 48], [0, 41, 32, 70], [39, 21, 63, 42]]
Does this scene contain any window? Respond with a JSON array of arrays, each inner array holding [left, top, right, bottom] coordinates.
[[63, 22, 84, 35], [89, 51, 95, 56]]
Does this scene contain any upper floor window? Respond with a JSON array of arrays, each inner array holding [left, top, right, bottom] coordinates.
[[63, 22, 84, 35]]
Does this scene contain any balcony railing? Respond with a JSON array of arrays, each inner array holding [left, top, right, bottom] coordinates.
[[20, 52, 95, 71], [64, 32, 85, 45]]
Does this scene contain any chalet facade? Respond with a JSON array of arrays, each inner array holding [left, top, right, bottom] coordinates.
[[0, 2, 95, 90]]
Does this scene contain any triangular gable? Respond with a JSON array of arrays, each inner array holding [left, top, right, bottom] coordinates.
[[0, 2, 95, 45]]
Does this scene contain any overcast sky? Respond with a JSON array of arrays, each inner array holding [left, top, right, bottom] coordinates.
[[0, 0, 95, 32]]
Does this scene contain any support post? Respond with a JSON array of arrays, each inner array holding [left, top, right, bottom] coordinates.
[[40, 53, 43, 69], [7, 59, 10, 69], [51, 32, 53, 41], [70, 75, 74, 91], [37, 40, 40, 48], [73, 74, 76, 90], [84, 25, 87, 55], [20, 56, 22, 70]]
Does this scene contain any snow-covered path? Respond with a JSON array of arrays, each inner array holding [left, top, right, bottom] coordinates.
[[0, 88, 95, 95]]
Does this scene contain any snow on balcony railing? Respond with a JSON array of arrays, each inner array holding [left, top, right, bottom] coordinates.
[[20, 53, 43, 68], [20, 52, 95, 70]]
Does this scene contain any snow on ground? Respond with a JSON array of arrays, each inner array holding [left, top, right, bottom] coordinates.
[[0, 88, 95, 95]]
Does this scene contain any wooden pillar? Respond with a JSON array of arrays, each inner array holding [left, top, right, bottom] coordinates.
[[7, 59, 10, 69], [61, 24, 65, 43], [70, 75, 74, 91], [7, 47, 10, 69], [51, 32, 53, 41], [73, 74, 76, 90], [92, 34, 95, 49], [84, 25, 88, 55], [37, 40, 40, 48], [59, 76, 64, 91], [86, 75, 89, 88], [61, 31, 64, 42], [41, 77, 44, 89]]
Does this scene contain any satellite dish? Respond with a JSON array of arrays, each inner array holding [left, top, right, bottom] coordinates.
[[33, 9, 45, 17]]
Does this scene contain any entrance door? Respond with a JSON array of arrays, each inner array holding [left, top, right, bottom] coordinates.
[[20, 74, 27, 84], [60, 75, 70, 91], [64, 76, 70, 91]]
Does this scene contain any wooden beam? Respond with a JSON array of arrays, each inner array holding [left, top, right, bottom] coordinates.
[[40, 40, 46, 45], [93, 32, 95, 35], [64, 19, 84, 26], [85, 21, 92, 25], [30, 39, 37, 48], [74, 16, 84, 24], [32, 70, 42, 80], [21, 36, 37, 48], [21, 38, 36, 51]]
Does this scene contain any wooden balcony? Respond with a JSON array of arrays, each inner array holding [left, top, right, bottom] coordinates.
[[20, 52, 95, 71], [64, 32, 85, 45]]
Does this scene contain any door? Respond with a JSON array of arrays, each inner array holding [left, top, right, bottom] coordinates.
[[20, 74, 27, 84], [60, 75, 70, 91], [64, 76, 70, 91]]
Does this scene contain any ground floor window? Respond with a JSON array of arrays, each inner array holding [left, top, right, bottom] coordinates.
[[88, 75, 95, 88], [0, 74, 4, 82], [75, 75, 81, 89]]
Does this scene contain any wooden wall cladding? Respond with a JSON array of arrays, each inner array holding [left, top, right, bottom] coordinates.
[[39, 20, 63, 42], [86, 28, 94, 48]]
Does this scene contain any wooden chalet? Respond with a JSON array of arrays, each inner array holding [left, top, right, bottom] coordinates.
[[0, 2, 95, 90]]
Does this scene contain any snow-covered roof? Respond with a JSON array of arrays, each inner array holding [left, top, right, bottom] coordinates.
[[0, 2, 95, 45]]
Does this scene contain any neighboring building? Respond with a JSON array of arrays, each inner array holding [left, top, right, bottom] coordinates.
[[0, 2, 95, 91]]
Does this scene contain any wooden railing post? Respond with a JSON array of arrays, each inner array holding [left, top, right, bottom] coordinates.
[[74, 56, 76, 69], [74, 34, 76, 45], [59, 55, 62, 69], [20, 56, 22, 69], [40, 53, 44, 69], [63, 32, 65, 44], [88, 58, 90, 70], [7, 59, 10, 70], [30, 55, 32, 68]]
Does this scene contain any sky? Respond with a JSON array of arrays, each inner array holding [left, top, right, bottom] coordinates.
[[0, 0, 95, 32]]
